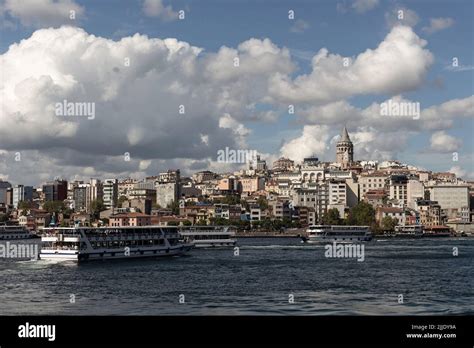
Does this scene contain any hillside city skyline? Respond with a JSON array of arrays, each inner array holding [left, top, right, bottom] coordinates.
[[0, 0, 473, 187]]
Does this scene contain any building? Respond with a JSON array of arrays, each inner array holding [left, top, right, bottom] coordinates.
[[43, 180, 68, 202], [157, 170, 180, 183], [336, 126, 353, 168], [155, 170, 180, 208], [292, 183, 329, 222], [239, 177, 265, 194], [214, 203, 242, 220], [416, 199, 442, 226], [376, 207, 406, 226], [249, 204, 267, 221], [127, 188, 156, 202], [179, 205, 215, 224], [118, 178, 137, 196], [301, 157, 325, 183], [103, 179, 118, 210], [217, 177, 237, 191], [156, 182, 179, 208], [192, 171, 217, 183], [407, 179, 424, 209], [88, 179, 103, 210], [364, 189, 387, 208], [427, 185, 470, 219], [122, 198, 152, 215], [0, 180, 11, 205], [109, 212, 152, 227], [12, 185, 33, 208], [388, 175, 408, 206], [358, 172, 387, 197], [272, 157, 294, 172], [73, 185, 88, 212]]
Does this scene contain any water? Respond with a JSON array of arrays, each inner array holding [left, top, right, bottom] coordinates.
[[0, 238, 472, 315]]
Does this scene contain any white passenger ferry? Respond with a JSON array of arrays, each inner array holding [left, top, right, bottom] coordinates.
[[179, 226, 237, 248], [302, 225, 372, 243], [40, 226, 194, 262], [0, 224, 36, 240], [394, 225, 423, 238]]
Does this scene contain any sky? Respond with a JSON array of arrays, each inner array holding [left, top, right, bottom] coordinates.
[[0, 0, 473, 186]]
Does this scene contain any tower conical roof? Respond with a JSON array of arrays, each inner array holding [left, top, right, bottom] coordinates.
[[340, 126, 351, 142]]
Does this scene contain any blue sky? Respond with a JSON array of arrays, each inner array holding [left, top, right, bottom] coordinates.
[[0, 0, 473, 185]]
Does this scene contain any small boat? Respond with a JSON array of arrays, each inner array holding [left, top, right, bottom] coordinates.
[[394, 225, 423, 238], [179, 226, 237, 248], [301, 225, 372, 244]]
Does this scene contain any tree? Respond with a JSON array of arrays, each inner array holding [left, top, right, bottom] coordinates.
[[0, 214, 9, 223], [18, 201, 33, 215], [196, 219, 207, 226], [256, 196, 268, 211], [382, 216, 399, 231], [167, 200, 180, 215], [118, 195, 128, 208], [90, 199, 106, 219], [183, 220, 192, 226], [222, 195, 241, 205], [43, 200, 65, 214], [209, 217, 229, 226], [322, 208, 342, 225], [347, 201, 375, 226]]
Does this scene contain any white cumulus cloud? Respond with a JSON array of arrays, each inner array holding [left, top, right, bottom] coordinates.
[[269, 26, 433, 103]]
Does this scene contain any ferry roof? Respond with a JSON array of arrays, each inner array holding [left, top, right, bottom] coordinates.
[[42, 225, 234, 230]]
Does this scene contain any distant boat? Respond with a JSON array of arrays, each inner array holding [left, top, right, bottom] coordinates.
[[393, 225, 423, 238], [302, 225, 372, 244], [179, 226, 237, 248], [39, 226, 194, 262]]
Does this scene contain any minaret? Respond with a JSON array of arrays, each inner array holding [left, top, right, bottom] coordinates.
[[336, 126, 353, 168]]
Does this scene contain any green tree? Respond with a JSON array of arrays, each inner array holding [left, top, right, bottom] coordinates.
[[256, 197, 269, 211], [347, 201, 375, 226], [18, 200, 35, 215], [322, 208, 342, 225], [43, 200, 65, 214], [196, 219, 207, 226], [209, 217, 229, 226], [118, 195, 128, 208], [382, 216, 399, 231], [183, 220, 192, 226], [0, 214, 9, 222], [222, 195, 241, 205], [90, 199, 106, 219], [167, 200, 180, 215]]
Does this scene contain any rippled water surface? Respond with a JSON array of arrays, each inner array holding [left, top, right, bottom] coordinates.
[[0, 238, 473, 315]]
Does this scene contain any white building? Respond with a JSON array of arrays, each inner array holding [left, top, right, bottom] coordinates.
[[407, 179, 424, 209], [103, 179, 118, 210], [428, 185, 469, 219]]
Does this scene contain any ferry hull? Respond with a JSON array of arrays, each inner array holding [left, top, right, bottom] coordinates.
[[40, 244, 194, 262], [303, 236, 373, 244], [193, 239, 237, 248]]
